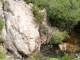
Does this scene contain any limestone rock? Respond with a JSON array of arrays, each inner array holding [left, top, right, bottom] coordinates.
[[2, 0, 41, 58], [0, 2, 4, 18], [39, 9, 52, 44], [59, 43, 80, 52]]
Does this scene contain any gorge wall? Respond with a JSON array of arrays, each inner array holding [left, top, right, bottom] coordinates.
[[0, 0, 44, 57], [3, 0, 40, 58], [0, 0, 52, 58]]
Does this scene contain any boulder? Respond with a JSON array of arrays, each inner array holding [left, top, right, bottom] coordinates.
[[2, 0, 41, 58]]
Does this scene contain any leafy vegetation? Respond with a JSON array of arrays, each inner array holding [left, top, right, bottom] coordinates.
[[32, 5, 45, 23], [0, 0, 2, 2], [24, 0, 80, 60], [0, 19, 4, 43], [47, 0, 80, 29], [0, 37, 2, 43], [0, 19, 5, 59], [61, 53, 72, 60], [47, 58, 58, 60], [26, 52, 47, 60], [25, 0, 80, 30], [24, 0, 80, 44], [50, 31, 69, 44], [46, 53, 80, 60], [0, 48, 9, 60], [0, 19, 4, 31]]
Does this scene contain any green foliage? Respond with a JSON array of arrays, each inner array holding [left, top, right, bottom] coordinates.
[[50, 31, 69, 44], [62, 53, 80, 60], [25, 0, 32, 3], [26, 52, 47, 60], [46, 53, 80, 60], [47, 0, 80, 29], [0, 0, 2, 2], [0, 48, 8, 60], [32, 5, 45, 23], [25, 0, 80, 30], [32, 52, 46, 60], [0, 37, 2, 43], [25, 0, 48, 8], [0, 19, 4, 31], [0, 48, 6, 59], [61, 53, 72, 60], [47, 58, 58, 60]]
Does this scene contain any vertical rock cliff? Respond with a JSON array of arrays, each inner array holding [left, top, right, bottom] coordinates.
[[0, 0, 52, 58], [2, 0, 41, 58]]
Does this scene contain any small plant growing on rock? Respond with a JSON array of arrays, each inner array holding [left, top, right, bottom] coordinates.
[[50, 31, 69, 44], [26, 52, 47, 60], [0, 48, 9, 60], [0, 37, 2, 43], [0, 0, 2, 2], [0, 19, 4, 43], [25, 0, 32, 3], [32, 5, 45, 24], [47, 58, 58, 60], [0, 19, 4, 32], [61, 53, 72, 60]]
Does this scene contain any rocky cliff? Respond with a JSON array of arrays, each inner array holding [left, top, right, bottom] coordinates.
[[2, 0, 41, 58], [0, 0, 52, 58]]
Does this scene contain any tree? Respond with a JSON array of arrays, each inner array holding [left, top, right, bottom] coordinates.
[[47, 0, 80, 30], [25, 0, 80, 31]]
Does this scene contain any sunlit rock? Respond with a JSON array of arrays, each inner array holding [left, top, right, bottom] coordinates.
[[2, 0, 41, 58], [59, 43, 80, 52]]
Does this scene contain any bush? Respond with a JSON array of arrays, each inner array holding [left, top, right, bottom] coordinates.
[[50, 31, 69, 44], [32, 5, 45, 23], [24, 0, 32, 3], [0, 19, 4, 31], [61, 53, 72, 60], [61, 53, 80, 60], [47, 58, 58, 60], [47, 0, 80, 29], [25, 0, 80, 30], [0, 37, 2, 43], [26, 52, 47, 60], [0, 48, 9, 60], [0, 0, 2, 2]]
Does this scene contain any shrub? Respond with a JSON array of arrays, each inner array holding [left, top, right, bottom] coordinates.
[[0, 0, 2, 2], [47, 58, 58, 60], [32, 5, 45, 23], [50, 31, 69, 44], [25, 0, 80, 30], [24, 0, 47, 7], [24, 0, 32, 3], [0, 37, 2, 43], [47, 0, 80, 30], [26, 52, 47, 60], [0, 48, 9, 60], [61, 53, 72, 60], [0, 19, 4, 31]]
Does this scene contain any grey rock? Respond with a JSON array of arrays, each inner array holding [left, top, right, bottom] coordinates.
[[1, 0, 52, 58], [2, 0, 41, 58]]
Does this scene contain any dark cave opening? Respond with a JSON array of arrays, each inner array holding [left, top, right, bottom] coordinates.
[[73, 21, 80, 33]]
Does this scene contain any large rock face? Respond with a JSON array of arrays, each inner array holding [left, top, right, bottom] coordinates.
[[1, 0, 41, 58], [0, 2, 3, 18]]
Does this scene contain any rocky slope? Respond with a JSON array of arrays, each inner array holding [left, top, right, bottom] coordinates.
[[2, 0, 41, 58], [0, 0, 52, 58]]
